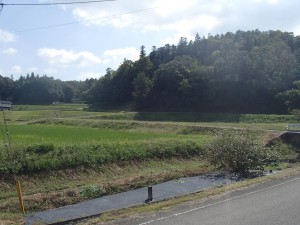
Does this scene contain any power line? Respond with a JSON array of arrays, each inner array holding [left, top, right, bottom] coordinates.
[[0, 1, 3, 13], [12, 7, 156, 33], [1, 0, 116, 6]]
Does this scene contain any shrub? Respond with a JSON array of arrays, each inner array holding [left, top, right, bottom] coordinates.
[[206, 131, 279, 177], [79, 185, 106, 199]]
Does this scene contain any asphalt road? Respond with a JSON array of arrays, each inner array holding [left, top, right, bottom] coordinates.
[[115, 175, 300, 225]]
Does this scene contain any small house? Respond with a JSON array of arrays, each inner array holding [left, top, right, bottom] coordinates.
[[0, 101, 12, 110]]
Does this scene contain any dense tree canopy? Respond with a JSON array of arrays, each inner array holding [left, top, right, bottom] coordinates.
[[1, 30, 300, 113], [86, 30, 300, 113], [0, 73, 95, 104]]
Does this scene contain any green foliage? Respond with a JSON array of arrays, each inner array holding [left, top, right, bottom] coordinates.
[[132, 72, 153, 108], [268, 140, 298, 161], [0, 75, 14, 101], [0, 106, 295, 175], [0, 73, 94, 105], [290, 109, 300, 120], [277, 80, 300, 110], [206, 131, 280, 177], [1, 140, 201, 174], [83, 29, 300, 114], [149, 56, 212, 110], [80, 185, 106, 199], [13, 103, 87, 111], [134, 112, 298, 123], [25, 144, 54, 154], [239, 114, 298, 123]]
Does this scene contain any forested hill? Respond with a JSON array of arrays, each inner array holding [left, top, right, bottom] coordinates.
[[0, 74, 96, 105], [86, 30, 300, 113], [1, 30, 300, 113]]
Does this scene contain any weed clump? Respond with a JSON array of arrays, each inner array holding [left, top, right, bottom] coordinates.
[[80, 185, 106, 199], [206, 131, 280, 177]]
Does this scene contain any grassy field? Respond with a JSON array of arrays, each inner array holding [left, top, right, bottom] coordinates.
[[0, 104, 298, 224]]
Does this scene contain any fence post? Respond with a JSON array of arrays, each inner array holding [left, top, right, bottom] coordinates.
[[16, 180, 25, 214], [147, 186, 153, 202]]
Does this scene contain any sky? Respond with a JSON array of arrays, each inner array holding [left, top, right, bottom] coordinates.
[[1, 0, 300, 81]]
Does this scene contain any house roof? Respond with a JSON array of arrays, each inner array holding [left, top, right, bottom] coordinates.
[[0, 101, 12, 104]]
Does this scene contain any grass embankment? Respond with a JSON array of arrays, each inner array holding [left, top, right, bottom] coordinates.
[[0, 104, 299, 224], [0, 158, 213, 224]]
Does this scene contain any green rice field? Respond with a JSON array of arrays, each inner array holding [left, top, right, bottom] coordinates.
[[0, 104, 295, 176], [0, 104, 298, 223]]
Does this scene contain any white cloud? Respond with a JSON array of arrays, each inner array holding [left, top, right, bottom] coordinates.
[[0, 29, 16, 43], [76, 72, 101, 80], [292, 23, 300, 36], [72, 7, 138, 27], [65, 0, 226, 38], [252, 0, 280, 4], [68, 2, 155, 29], [156, 15, 220, 45], [36, 0, 300, 37], [37, 0, 298, 45], [151, 0, 198, 17], [35, 46, 139, 80], [268, 0, 280, 4], [29, 67, 39, 72], [154, 15, 220, 43], [72, 8, 107, 26], [38, 48, 102, 67], [103, 47, 140, 68], [43, 68, 59, 75], [159, 32, 193, 46], [11, 65, 22, 74], [35, 47, 139, 80], [3, 48, 17, 55], [110, 14, 138, 28]]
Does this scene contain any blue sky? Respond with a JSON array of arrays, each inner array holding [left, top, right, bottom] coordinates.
[[1, 0, 300, 81]]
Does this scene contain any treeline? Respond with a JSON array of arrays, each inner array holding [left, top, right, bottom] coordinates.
[[2, 30, 300, 113], [0, 73, 96, 104], [86, 30, 300, 113]]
